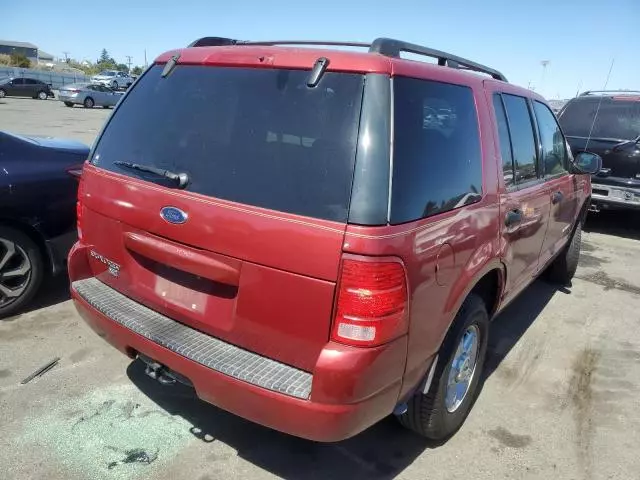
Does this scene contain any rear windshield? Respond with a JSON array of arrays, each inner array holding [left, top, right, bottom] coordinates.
[[559, 97, 640, 141], [91, 65, 364, 222]]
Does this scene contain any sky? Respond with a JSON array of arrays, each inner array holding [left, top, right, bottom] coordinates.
[[3, 0, 638, 99]]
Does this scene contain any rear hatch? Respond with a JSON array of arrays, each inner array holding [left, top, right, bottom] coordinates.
[[559, 95, 640, 184], [80, 63, 365, 371]]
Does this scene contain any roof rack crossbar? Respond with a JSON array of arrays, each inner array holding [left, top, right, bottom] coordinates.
[[187, 36, 507, 82]]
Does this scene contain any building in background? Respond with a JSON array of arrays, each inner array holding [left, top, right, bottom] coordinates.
[[0, 40, 56, 65]]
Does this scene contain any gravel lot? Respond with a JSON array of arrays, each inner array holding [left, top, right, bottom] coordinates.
[[1, 96, 639, 480]]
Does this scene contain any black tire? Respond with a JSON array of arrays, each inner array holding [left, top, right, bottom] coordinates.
[[398, 293, 489, 440], [37, 90, 48, 100], [111, 80, 119, 90], [0, 226, 44, 319], [0, 89, 6, 99], [102, 105, 110, 109], [83, 97, 94, 108], [547, 222, 582, 285], [64, 102, 74, 107]]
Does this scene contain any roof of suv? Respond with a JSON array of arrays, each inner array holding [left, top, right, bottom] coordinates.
[[154, 37, 544, 96]]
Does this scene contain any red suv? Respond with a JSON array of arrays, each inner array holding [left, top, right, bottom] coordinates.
[[68, 37, 601, 442]]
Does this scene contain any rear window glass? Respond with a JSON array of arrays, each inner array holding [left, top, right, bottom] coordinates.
[[91, 65, 364, 222], [559, 97, 640, 140], [390, 77, 482, 224]]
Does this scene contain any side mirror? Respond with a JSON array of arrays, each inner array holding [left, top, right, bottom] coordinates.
[[571, 151, 602, 175]]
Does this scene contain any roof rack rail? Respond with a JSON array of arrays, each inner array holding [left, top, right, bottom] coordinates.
[[187, 36, 508, 82], [580, 90, 640, 96]]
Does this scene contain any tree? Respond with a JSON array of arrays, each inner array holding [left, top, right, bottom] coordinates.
[[99, 48, 111, 64], [116, 63, 129, 72], [131, 66, 143, 76], [10, 52, 31, 68]]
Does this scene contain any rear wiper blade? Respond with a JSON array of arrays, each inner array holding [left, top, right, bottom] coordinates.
[[114, 161, 189, 189]]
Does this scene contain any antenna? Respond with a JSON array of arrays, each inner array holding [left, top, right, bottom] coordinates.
[[539, 60, 549, 94], [585, 59, 615, 151]]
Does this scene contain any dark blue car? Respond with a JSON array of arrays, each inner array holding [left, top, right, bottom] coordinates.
[[0, 131, 88, 318]]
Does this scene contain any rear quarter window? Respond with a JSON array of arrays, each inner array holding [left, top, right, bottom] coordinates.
[[390, 77, 482, 224]]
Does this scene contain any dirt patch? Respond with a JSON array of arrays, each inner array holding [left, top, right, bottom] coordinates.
[[568, 347, 601, 480], [487, 427, 532, 448], [69, 347, 93, 364], [578, 253, 605, 268], [577, 270, 640, 295]]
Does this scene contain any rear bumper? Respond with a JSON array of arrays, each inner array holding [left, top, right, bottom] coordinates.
[[591, 183, 640, 210], [68, 244, 406, 442]]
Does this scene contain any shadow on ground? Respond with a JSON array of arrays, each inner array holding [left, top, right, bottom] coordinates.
[[584, 209, 640, 241], [1, 275, 71, 322], [126, 277, 568, 479]]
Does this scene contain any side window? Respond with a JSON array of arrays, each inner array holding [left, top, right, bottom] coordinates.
[[492, 94, 515, 187], [13, 78, 25, 85], [24, 79, 37, 85], [534, 101, 568, 176], [502, 94, 538, 184], [391, 77, 483, 224]]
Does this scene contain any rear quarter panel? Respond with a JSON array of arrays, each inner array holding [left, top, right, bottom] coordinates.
[[343, 79, 501, 397]]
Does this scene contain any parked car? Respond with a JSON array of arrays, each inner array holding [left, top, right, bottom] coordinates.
[[558, 91, 640, 211], [0, 131, 87, 318], [68, 36, 601, 442], [0, 77, 54, 100], [58, 83, 124, 109], [90, 70, 134, 90]]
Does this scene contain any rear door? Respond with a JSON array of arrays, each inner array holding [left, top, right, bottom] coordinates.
[[531, 100, 579, 264], [10, 78, 26, 96], [490, 91, 551, 299], [23, 78, 39, 96], [81, 64, 365, 371]]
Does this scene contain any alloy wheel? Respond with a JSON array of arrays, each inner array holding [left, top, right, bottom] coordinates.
[[0, 238, 32, 308], [445, 325, 480, 413]]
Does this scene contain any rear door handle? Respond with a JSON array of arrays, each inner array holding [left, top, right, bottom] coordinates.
[[551, 191, 564, 204], [505, 209, 523, 227]]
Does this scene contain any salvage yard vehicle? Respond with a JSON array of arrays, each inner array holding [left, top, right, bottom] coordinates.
[[90, 70, 134, 91], [68, 36, 602, 442], [0, 131, 87, 318], [558, 90, 640, 211], [58, 83, 124, 109], [0, 76, 55, 100]]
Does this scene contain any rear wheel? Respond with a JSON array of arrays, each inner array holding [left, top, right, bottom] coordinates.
[[37, 90, 48, 100], [0, 89, 6, 98], [0, 227, 44, 319], [398, 294, 489, 440], [83, 97, 94, 108], [547, 222, 582, 285], [64, 101, 74, 107]]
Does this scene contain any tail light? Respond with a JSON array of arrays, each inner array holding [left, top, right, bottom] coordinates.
[[76, 174, 85, 241], [331, 256, 408, 347]]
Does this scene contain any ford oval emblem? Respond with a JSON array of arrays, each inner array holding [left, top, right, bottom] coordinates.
[[160, 206, 188, 224]]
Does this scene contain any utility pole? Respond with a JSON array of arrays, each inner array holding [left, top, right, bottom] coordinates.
[[125, 55, 133, 73], [144, 49, 148, 68]]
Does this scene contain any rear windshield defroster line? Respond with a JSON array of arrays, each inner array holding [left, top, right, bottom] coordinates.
[[90, 65, 365, 223]]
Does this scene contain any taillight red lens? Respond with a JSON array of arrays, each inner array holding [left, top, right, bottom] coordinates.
[[331, 257, 408, 347], [76, 177, 85, 241]]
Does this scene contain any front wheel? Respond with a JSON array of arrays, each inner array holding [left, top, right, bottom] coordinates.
[[0, 227, 44, 319], [547, 222, 582, 285], [37, 90, 48, 100], [0, 89, 7, 98], [111, 80, 119, 90], [398, 293, 489, 440], [64, 101, 74, 107]]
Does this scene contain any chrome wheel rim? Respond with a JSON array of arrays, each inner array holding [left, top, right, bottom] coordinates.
[[38, 91, 47, 100], [445, 325, 480, 413], [0, 238, 32, 307], [0, 90, 5, 98]]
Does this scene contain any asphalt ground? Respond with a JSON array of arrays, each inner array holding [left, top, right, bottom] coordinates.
[[1, 96, 639, 480]]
